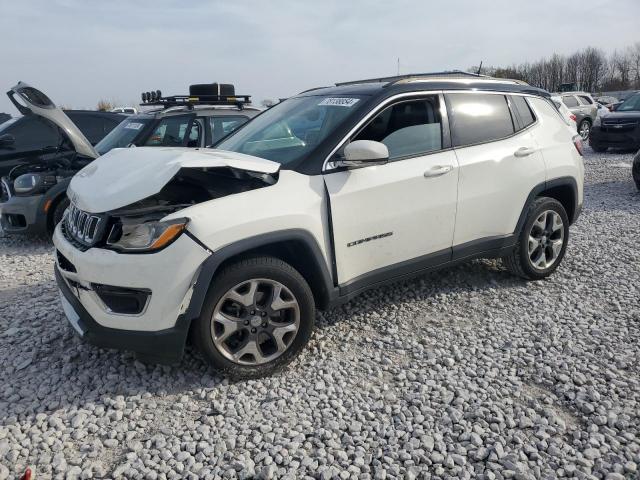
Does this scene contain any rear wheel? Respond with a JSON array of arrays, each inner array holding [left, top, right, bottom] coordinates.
[[193, 256, 315, 379], [503, 197, 569, 280]]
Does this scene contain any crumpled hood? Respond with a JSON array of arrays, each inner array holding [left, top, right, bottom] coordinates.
[[68, 147, 280, 213]]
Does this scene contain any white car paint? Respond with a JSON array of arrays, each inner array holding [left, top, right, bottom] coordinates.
[[53, 87, 584, 340], [550, 95, 576, 126], [68, 147, 280, 213]]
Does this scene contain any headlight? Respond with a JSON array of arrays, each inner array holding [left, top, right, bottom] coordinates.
[[14, 173, 44, 194], [107, 217, 189, 252], [593, 116, 601, 127]]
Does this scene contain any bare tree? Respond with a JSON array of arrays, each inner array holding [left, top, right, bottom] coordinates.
[[96, 99, 114, 111]]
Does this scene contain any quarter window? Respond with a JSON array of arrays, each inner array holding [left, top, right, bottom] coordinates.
[[578, 95, 593, 105], [447, 93, 514, 147], [510, 96, 536, 130], [352, 97, 443, 160], [562, 96, 579, 108]]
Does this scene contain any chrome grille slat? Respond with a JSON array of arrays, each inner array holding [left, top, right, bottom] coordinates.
[[63, 202, 105, 247]]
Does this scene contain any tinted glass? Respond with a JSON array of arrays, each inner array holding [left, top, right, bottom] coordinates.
[[578, 95, 593, 105], [511, 96, 536, 130], [562, 96, 579, 108], [67, 113, 105, 145], [209, 116, 249, 143], [186, 118, 204, 147], [1, 116, 63, 151], [95, 117, 153, 155], [353, 97, 442, 159], [448, 93, 514, 147], [618, 94, 640, 112], [216, 95, 366, 166], [144, 116, 193, 147]]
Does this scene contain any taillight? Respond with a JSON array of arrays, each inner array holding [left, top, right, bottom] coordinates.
[[570, 113, 577, 122], [573, 135, 584, 156]]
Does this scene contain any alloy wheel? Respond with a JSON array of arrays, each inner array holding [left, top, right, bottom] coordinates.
[[527, 210, 565, 270], [579, 121, 590, 141], [211, 278, 300, 365]]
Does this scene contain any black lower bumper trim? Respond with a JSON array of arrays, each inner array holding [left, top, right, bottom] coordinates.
[[55, 265, 189, 364]]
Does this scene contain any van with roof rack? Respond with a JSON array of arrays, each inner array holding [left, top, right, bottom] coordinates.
[[0, 82, 260, 236], [54, 72, 584, 378]]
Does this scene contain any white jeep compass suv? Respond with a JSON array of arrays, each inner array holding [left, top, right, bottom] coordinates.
[[53, 72, 584, 378]]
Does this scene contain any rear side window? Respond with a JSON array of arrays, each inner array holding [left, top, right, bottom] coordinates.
[[352, 96, 443, 160], [209, 116, 249, 143], [562, 96, 579, 108], [510, 96, 536, 130], [67, 113, 105, 145], [447, 93, 514, 147], [578, 95, 593, 105], [1, 116, 63, 152]]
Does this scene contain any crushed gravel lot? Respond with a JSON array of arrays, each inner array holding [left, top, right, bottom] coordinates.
[[0, 148, 638, 479]]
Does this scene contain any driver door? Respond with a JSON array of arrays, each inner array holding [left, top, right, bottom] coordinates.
[[323, 95, 459, 287]]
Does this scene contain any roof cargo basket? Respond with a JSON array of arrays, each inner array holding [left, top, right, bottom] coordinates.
[[140, 83, 250, 109]]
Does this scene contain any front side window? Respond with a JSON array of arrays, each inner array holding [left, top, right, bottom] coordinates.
[[144, 116, 193, 147], [209, 116, 249, 143], [562, 96, 579, 108], [510, 96, 536, 130], [447, 93, 514, 147], [95, 117, 154, 155], [352, 97, 443, 160], [215, 95, 367, 166], [618, 94, 640, 112]]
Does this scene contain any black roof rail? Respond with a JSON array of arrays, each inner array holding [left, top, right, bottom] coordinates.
[[335, 70, 485, 87], [139, 90, 251, 110]]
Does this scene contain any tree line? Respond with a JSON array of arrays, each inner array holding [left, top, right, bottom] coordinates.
[[470, 43, 640, 93]]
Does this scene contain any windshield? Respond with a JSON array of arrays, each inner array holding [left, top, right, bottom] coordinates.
[[618, 94, 640, 112], [215, 95, 367, 166], [95, 117, 153, 155]]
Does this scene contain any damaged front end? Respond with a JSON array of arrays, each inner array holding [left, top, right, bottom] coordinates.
[[63, 148, 280, 253]]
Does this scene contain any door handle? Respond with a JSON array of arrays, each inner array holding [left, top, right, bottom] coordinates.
[[514, 147, 536, 157], [424, 165, 453, 178]]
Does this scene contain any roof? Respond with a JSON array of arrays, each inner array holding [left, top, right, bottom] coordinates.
[[298, 72, 549, 99], [136, 105, 262, 118]]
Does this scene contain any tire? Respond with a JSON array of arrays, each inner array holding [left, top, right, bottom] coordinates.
[[578, 119, 591, 141], [503, 197, 570, 280], [633, 151, 640, 190], [50, 196, 70, 234], [591, 144, 608, 153], [192, 255, 315, 379]]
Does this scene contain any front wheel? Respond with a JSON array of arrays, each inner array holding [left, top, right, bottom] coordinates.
[[591, 144, 608, 153], [50, 196, 70, 234], [503, 197, 570, 280], [193, 256, 315, 379]]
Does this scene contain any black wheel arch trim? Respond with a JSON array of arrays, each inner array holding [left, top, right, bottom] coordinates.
[[515, 176, 581, 231], [38, 177, 72, 229], [185, 229, 336, 324]]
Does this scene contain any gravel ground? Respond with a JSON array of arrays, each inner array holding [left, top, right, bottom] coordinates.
[[0, 148, 638, 479]]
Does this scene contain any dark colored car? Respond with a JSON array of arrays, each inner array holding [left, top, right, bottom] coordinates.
[[590, 93, 640, 152]]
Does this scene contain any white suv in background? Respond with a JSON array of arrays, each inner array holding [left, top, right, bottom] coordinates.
[[54, 72, 584, 378]]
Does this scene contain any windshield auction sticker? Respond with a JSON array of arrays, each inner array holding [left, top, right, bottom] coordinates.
[[319, 98, 360, 107], [124, 122, 145, 130]]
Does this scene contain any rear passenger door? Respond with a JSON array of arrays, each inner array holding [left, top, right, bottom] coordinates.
[[446, 93, 546, 252]]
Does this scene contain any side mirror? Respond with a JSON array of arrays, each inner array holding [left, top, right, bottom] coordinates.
[[340, 140, 389, 168], [0, 134, 15, 148]]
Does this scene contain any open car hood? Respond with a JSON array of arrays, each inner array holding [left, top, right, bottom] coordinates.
[[7, 81, 98, 159], [68, 146, 280, 213]]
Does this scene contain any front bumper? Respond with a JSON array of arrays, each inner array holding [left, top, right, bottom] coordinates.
[[590, 125, 640, 149], [0, 193, 48, 235], [53, 223, 211, 362]]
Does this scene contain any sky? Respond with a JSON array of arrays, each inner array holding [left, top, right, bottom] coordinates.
[[0, 0, 638, 114]]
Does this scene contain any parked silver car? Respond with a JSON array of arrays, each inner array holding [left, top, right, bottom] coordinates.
[[555, 91, 598, 141]]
